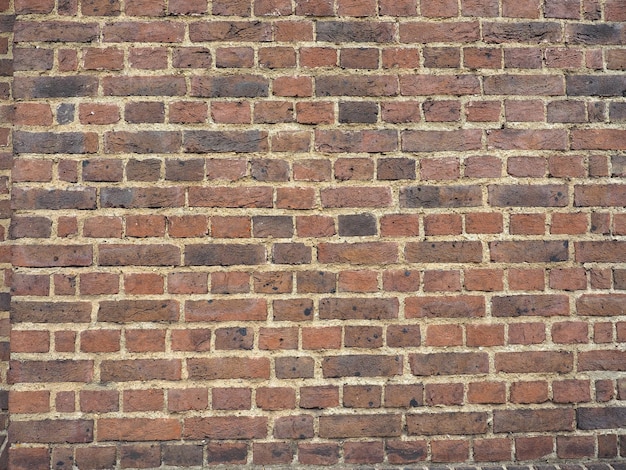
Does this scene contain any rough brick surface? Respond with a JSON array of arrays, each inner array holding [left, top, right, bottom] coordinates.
[[4, 0, 626, 468]]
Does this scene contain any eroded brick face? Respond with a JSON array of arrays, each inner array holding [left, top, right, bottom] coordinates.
[[3, 0, 626, 468]]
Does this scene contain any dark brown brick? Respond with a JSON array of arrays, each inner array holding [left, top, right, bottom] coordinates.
[[400, 185, 482, 208], [494, 409, 575, 432], [492, 295, 569, 317], [100, 359, 181, 382], [490, 240, 568, 263], [12, 188, 96, 210], [14, 21, 98, 42], [317, 21, 395, 43], [566, 23, 626, 45], [14, 131, 97, 154], [184, 130, 268, 153], [339, 101, 378, 123], [337, 213, 377, 236], [185, 244, 265, 266], [410, 352, 488, 376], [567, 75, 626, 96], [322, 355, 402, 378], [400, 21, 479, 42], [105, 131, 181, 153], [316, 75, 397, 97], [495, 351, 573, 373], [101, 187, 184, 208], [98, 300, 178, 323], [99, 244, 180, 266], [189, 20, 271, 41], [205, 442, 248, 465], [407, 412, 487, 435], [12, 302, 90, 323], [9, 419, 93, 444], [483, 21, 563, 43], [577, 407, 626, 429], [190, 75, 269, 97], [489, 184, 567, 206], [319, 415, 400, 438], [8, 360, 93, 383], [9, 217, 52, 239]]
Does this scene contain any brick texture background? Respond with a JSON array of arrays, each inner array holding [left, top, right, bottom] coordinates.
[[3, 0, 626, 467]]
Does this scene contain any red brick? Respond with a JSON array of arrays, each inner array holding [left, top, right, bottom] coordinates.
[[212, 387, 251, 410], [9, 447, 49, 470], [80, 390, 119, 413], [302, 326, 341, 350], [183, 416, 267, 439], [319, 414, 401, 438], [98, 418, 181, 441], [168, 388, 207, 412], [515, 436, 554, 460], [425, 383, 463, 405], [468, 381, 506, 404], [188, 357, 270, 380], [10, 391, 50, 414]]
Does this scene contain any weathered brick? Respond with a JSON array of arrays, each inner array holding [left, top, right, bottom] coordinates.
[[15, 21, 98, 42], [316, 75, 397, 97], [319, 415, 401, 438], [492, 295, 569, 317], [322, 355, 402, 378], [566, 23, 625, 45], [317, 21, 394, 42], [186, 299, 266, 322], [190, 75, 269, 97], [8, 360, 93, 383], [400, 185, 481, 208], [494, 409, 575, 433], [12, 301, 90, 323], [490, 240, 568, 263], [495, 351, 573, 373], [105, 131, 181, 153], [184, 244, 265, 266], [99, 244, 180, 266], [10, 419, 93, 444], [98, 300, 178, 323], [14, 131, 97, 154], [579, 350, 626, 371], [13, 245, 92, 268], [100, 359, 181, 382], [187, 358, 270, 380], [577, 294, 626, 316], [483, 21, 562, 43], [577, 407, 626, 429], [410, 352, 488, 376], [184, 130, 268, 153], [407, 412, 487, 435], [318, 242, 397, 265], [400, 21, 479, 42], [319, 298, 398, 320]]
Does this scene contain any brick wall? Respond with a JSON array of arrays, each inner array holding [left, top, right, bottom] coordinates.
[[5, 0, 626, 467]]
